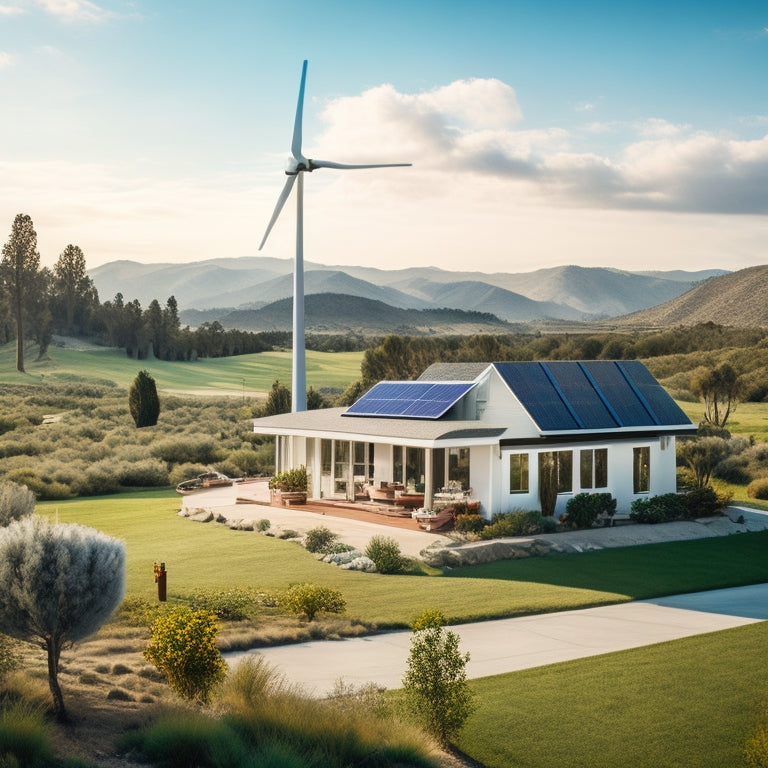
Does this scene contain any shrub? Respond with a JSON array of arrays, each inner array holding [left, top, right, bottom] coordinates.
[[364, 535, 406, 574], [412, 609, 446, 631], [561, 492, 616, 530], [478, 509, 550, 539], [279, 583, 346, 622], [256, 518, 271, 532], [0, 700, 54, 766], [454, 512, 486, 534], [402, 624, 476, 744], [143, 607, 227, 703], [745, 713, 768, 768], [630, 493, 686, 524], [168, 462, 209, 487], [227, 447, 262, 475], [129, 369, 160, 428], [304, 526, 338, 554], [187, 587, 258, 621], [680, 486, 731, 518], [116, 458, 169, 487], [152, 437, 220, 466], [0, 482, 35, 527], [119, 710, 250, 768], [748, 477, 768, 500], [269, 466, 307, 492]]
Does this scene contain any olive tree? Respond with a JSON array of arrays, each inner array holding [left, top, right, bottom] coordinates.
[[691, 363, 742, 428], [0, 517, 126, 721]]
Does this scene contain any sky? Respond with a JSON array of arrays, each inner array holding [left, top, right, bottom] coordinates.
[[1, 0, 767, 277]]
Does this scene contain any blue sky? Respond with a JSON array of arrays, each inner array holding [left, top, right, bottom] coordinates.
[[1, 0, 766, 276]]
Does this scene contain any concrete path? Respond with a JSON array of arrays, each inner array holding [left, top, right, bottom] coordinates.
[[226, 583, 768, 696]]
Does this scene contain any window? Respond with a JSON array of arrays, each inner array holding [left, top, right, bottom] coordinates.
[[555, 451, 573, 494], [448, 447, 470, 490], [580, 448, 608, 489], [633, 446, 650, 493], [509, 453, 529, 493]]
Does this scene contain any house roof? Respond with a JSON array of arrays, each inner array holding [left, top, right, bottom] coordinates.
[[251, 360, 693, 443], [493, 360, 693, 433], [250, 407, 507, 447]]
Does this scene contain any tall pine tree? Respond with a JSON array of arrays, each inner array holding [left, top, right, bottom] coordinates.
[[1, 214, 41, 372]]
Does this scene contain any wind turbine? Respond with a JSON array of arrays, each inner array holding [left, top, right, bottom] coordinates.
[[259, 60, 411, 412]]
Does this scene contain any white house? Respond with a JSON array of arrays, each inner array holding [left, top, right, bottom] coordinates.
[[251, 360, 696, 518]]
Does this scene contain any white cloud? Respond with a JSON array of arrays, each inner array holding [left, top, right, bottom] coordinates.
[[0, 51, 14, 69], [0, 4, 25, 14], [34, 0, 111, 22], [311, 78, 768, 216]]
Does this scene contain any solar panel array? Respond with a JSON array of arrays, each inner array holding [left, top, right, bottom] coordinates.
[[343, 381, 475, 419], [494, 360, 690, 432]]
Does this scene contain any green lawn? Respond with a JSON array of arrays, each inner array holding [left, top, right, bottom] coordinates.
[[458, 621, 768, 768], [678, 398, 768, 442], [37, 491, 768, 628], [0, 342, 364, 396]]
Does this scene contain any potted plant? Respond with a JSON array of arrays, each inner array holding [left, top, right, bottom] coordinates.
[[269, 466, 308, 506]]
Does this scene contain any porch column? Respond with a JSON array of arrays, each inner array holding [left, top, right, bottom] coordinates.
[[424, 448, 433, 509]]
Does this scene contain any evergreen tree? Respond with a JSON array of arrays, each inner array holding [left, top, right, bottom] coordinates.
[[129, 369, 160, 427], [52, 244, 98, 335], [0, 214, 41, 372]]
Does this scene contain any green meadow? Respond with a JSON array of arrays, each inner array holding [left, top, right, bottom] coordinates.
[[0, 342, 364, 396]]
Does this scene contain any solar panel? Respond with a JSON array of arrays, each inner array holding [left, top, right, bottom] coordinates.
[[616, 361, 691, 425], [496, 360, 692, 432], [580, 361, 657, 427], [343, 381, 475, 419], [543, 362, 619, 429], [494, 362, 580, 431]]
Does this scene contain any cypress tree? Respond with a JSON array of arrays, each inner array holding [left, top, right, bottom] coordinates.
[[129, 369, 160, 427]]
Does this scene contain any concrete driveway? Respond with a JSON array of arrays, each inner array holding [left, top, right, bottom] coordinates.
[[226, 583, 768, 696]]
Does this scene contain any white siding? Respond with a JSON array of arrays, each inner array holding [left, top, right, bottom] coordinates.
[[498, 436, 680, 519]]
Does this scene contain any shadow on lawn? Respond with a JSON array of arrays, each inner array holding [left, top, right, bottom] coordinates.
[[441, 530, 768, 600]]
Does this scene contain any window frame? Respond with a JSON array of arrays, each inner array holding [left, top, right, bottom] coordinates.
[[633, 446, 651, 494], [509, 452, 529, 493]]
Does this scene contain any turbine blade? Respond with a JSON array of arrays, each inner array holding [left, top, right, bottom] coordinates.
[[291, 60, 308, 162], [310, 160, 412, 170], [259, 175, 296, 250]]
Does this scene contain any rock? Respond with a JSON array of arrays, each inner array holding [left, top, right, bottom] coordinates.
[[323, 550, 364, 566], [187, 509, 214, 523], [420, 537, 559, 567], [341, 556, 377, 572]]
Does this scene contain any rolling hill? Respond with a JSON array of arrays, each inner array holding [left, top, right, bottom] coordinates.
[[212, 293, 520, 335], [613, 265, 768, 327], [89, 258, 723, 325]]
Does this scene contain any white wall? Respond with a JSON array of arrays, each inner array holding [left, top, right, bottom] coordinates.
[[497, 436, 678, 519]]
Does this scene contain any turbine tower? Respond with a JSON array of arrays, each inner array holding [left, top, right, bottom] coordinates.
[[259, 60, 411, 412]]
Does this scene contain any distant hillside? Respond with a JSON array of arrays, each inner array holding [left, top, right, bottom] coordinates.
[[614, 265, 768, 327], [215, 293, 520, 335], [90, 258, 717, 324]]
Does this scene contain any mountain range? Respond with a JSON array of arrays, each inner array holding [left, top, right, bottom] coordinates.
[[89, 258, 727, 332]]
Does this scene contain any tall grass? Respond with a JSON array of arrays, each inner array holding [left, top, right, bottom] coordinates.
[[123, 657, 437, 768]]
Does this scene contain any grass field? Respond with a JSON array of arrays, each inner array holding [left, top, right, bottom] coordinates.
[[37, 491, 768, 628], [458, 621, 768, 768], [0, 341, 364, 396], [678, 398, 768, 442]]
